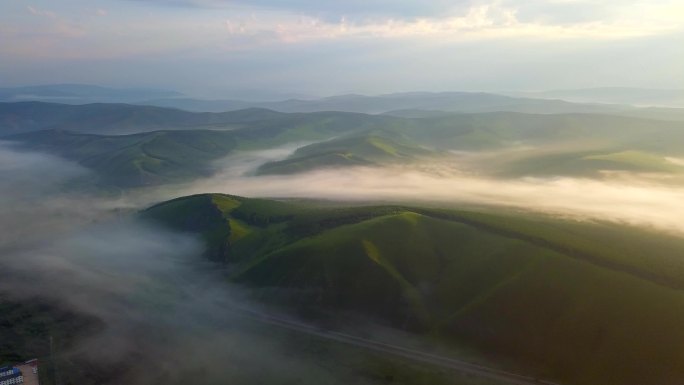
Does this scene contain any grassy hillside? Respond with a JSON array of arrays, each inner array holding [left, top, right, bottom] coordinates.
[[143, 194, 684, 385], [6, 103, 684, 185], [252, 112, 684, 177], [8, 129, 239, 186], [3, 109, 407, 186], [0, 102, 406, 136], [256, 135, 435, 175], [582, 150, 683, 173], [0, 102, 290, 135], [395, 112, 684, 152], [494, 149, 684, 178], [7, 102, 684, 150], [248, 111, 684, 178]]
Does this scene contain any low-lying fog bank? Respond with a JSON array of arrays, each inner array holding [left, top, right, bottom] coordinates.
[[4, 141, 684, 383], [0, 143, 402, 384], [165, 146, 684, 237]]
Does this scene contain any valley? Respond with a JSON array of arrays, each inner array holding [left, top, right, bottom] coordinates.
[[3, 0, 684, 383], [2, 93, 684, 385], [4, 102, 684, 189], [140, 193, 684, 385]]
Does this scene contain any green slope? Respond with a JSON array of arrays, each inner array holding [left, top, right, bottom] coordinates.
[[0, 102, 289, 135], [7, 104, 684, 186], [0, 101, 406, 137], [256, 135, 435, 175], [143, 194, 684, 385], [395, 112, 684, 153], [4, 111, 407, 186], [495, 149, 684, 178], [4, 102, 684, 152], [582, 150, 683, 173], [8, 129, 239, 186]]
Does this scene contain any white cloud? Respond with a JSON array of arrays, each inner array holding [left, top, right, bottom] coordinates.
[[186, 161, 684, 236], [26, 5, 57, 18], [1, 0, 683, 92], [215, 2, 683, 44]]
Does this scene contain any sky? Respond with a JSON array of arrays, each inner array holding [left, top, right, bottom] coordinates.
[[1, 0, 684, 98]]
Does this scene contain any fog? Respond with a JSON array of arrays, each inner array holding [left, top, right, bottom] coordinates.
[[171, 147, 684, 236], [3, 140, 684, 384], [0, 142, 99, 250], [0, 143, 392, 385]]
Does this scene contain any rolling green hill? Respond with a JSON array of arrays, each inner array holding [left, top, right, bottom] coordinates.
[[143, 194, 684, 385], [4, 111, 402, 186], [7, 129, 239, 186], [246, 112, 684, 177], [0, 102, 408, 136], [582, 150, 684, 173], [0, 102, 291, 135], [256, 135, 436, 175], [6, 102, 683, 150], [393, 112, 684, 152], [494, 149, 684, 178], [250, 112, 684, 177], [6, 102, 684, 186]]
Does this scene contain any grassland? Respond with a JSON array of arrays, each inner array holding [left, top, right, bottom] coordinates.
[[7, 104, 684, 185], [143, 193, 684, 385], [256, 135, 435, 175], [496, 149, 684, 177]]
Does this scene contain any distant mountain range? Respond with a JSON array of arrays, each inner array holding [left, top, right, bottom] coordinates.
[[139, 91, 684, 118], [0, 84, 182, 104], [140, 91, 614, 114], [3, 84, 684, 121], [4, 101, 684, 187], [514, 87, 684, 108], [0, 102, 291, 135]]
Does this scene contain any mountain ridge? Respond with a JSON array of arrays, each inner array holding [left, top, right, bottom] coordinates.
[[141, 193, 684, 385]]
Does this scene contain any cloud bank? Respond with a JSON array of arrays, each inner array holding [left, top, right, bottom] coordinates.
[[0, 141, 404, 385], [1, 0, 682, 95], [171, 147, 684, 237], [3, 131, 684, 383]]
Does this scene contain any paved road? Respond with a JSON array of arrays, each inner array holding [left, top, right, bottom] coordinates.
[[234, 307, 561, 385]]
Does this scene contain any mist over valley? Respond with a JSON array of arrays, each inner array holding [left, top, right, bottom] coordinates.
[[2, 1, 684, 384]]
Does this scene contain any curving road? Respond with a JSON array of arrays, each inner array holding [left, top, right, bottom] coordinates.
[[234, 306, 561, 385]]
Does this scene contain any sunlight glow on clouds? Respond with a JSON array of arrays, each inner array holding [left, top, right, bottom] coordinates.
[[0, 0, 683, 92], [186, 163, 684, 237], [219, 2, 683, 45], [5, 0, 682, 58]]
